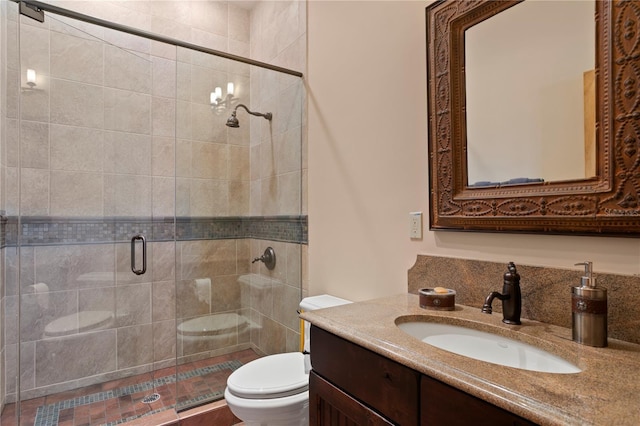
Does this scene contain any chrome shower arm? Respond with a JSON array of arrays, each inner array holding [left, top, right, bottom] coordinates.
[[234, 104, 272, 121]]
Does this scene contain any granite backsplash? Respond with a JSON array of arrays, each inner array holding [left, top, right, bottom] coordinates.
[[408, 255, 640, 345]]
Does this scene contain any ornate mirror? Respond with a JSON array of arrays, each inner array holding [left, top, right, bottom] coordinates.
[[426, 0, 640, 236]]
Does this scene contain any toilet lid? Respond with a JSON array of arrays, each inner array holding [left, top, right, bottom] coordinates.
[[226, 352, 309, 399]]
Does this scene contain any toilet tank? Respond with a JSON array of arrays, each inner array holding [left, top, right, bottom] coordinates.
[[299, 294, 351, 352]]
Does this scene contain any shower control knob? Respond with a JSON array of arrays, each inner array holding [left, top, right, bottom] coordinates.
[[252, 247, 276, 270]]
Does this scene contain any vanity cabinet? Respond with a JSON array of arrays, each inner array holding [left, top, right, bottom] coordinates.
[[309, 326, 537, 426]]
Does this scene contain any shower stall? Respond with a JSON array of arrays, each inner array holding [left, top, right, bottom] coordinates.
[[1, 1, 306, 424]]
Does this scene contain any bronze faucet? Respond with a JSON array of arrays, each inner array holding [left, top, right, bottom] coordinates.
[[481, 262, 521, 325]]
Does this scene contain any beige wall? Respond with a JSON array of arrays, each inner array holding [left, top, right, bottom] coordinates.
[[307, 1, 640, 303]]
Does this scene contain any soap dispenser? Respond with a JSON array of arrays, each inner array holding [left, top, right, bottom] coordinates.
[[572, 261, 607, 347]]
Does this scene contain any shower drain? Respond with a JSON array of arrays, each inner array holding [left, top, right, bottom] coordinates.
[[142, 393, 161, 404]]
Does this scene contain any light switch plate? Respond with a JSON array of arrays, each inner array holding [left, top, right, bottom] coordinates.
[[409, 212, 422, 239]]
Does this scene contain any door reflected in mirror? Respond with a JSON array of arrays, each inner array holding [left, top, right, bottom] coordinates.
[[465, 0, 595, 187]]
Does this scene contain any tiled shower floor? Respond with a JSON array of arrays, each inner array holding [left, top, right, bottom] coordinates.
[[0, 349, 260, 426]]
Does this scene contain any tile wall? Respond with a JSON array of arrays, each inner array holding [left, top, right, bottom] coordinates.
[[0, 0, 307, 405]]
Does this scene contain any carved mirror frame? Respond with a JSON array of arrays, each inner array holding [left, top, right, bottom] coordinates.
[[427, 0, 640, 236]]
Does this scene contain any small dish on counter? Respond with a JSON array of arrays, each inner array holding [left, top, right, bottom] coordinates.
[[419, 287, 455, 310]]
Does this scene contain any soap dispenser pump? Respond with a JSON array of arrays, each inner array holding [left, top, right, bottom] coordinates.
[[572, 261, 607, 347]]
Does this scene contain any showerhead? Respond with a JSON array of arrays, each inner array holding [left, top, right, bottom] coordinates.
[[226, 104, 272, 128], [226, 111, 239, 128]]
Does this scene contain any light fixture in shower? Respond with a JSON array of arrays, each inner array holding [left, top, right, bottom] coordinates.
[[21, 68, 41, 92], [210, 82, 236, 113], [226, 104, 273, 128], [26, 69, 37, 87]]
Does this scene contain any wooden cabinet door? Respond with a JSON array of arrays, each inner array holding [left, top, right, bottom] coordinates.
[[309, 371, 393, 426]]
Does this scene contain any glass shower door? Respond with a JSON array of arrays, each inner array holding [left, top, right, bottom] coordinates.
[[14, 11, 177, 425]]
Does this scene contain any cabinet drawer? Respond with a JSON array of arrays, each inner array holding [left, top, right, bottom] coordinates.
[[310, 326, 420, 425], [421, 375, 537, 426]]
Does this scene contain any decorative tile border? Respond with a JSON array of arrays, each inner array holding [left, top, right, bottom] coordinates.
[[1, 215, 308, 247]]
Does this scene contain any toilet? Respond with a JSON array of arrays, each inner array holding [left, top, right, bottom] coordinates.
[[224, 294, 351, 426]]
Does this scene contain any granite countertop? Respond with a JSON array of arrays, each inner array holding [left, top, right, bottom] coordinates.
[[300, 293, 640, 426]]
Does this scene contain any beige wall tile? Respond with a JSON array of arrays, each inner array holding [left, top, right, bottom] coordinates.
[[228, 181, 249, 216], [103, 174, 152, 216], [153, 176, 175, 217], [116, 284, 152, 328], [229, 145, 249, 181], [176, 279, 210, 320], [190, 2, 228, 38], [176, 177, 191, 216], [151, 14, 190, 45], [151, 242, 176, 282], [192, 141, 227, 180], [153, 320, 176, 362], [279, 171, 301, 215], [152, 280, 176, 322], [260, 176, 278, 216], [152, 136, 175, 177], [50, 124, 103, 172], [286, 243, 302, 288], [19, 24, 50, 77], [7, 68, 20, 120], [20, 80, 49, 122], [176, 62, 191, 101], [104, 131, 152, 175], [249, 180, 261, 216], [35, 244, 115, 291], [179, 240, 237, 280], [152, 96, 176, 137], [50, 171, 103, 216], [6, 118, 18, 167], [49, 14, 105, 42], [50, 31, 104, 84], [211, 275, 242, 313], [152, 57, 177, 99], [275, 126, 301, 175], [20, 168, 49, 215], [191, 103, 227, 143], [50, 79, 104, 128], [104, 45, 151, 93], [176, 100, 192, 139], [229, 4, 250, 43], [103, 26, 151, 55], [273, 282, 300, 331], [190, 179, 228, 216], [117, 324, 153, 369], [20, 121, 49, 169], [259, 138, 275, 179], [79, 286, 116, 313], [36, 330, 116, 386], [152, 1, 191, 26], [104, 88, 151, 134]]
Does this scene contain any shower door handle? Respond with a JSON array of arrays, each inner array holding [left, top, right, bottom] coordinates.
[[130, 234, 147, 275]]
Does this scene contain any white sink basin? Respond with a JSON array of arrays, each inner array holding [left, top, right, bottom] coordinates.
[[397, 321, 581, 374]]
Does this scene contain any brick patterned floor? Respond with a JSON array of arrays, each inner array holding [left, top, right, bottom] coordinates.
[[0, 349, 260, 426]]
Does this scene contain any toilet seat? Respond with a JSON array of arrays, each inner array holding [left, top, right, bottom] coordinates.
[[226, 352, 309, 399]]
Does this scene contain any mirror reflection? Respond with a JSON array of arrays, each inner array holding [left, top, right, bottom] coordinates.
[[465, 0, 595, 187]]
